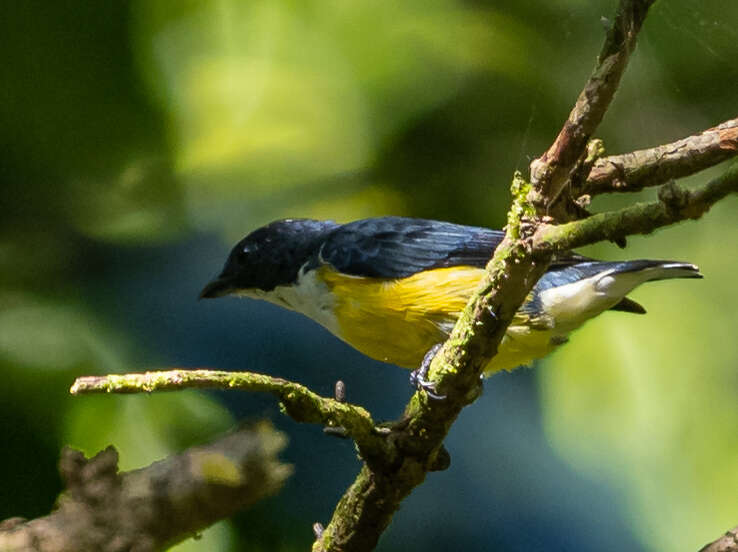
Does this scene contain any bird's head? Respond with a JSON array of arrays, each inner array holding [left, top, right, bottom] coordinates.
[[199, 218, 338, 299]]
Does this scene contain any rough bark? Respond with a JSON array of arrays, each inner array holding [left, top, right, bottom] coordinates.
[[0, 424, 291, 552], [699, 526, 738, 552], [528, 0, 656, 213], [585, 118, 738, 195]]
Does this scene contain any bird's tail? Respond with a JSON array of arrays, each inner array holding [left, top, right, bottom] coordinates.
[[563, 259, 702, 283], [540, 260, 702, 317], [594, 260, 702, 314], [609, 260, 702, 281]]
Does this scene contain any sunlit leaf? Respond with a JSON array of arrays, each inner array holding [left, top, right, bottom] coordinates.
[[63, 390, 234, 471], [170, 520, 236, 552], [540, 208, 738, 551], [131, 0, 536, 233], [0, 294, 123, 373]]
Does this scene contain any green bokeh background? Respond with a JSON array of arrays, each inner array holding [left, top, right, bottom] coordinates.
[[1, 1, 736, 550]]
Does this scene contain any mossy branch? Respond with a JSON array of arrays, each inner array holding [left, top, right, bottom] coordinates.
[[72, 370, 386, 456], [311, 157, 738, 552], [312, 176, 552, 551], [535, 161, 738, 252]]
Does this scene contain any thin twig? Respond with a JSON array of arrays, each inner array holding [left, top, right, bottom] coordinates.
[[72, 370, 383, 453]]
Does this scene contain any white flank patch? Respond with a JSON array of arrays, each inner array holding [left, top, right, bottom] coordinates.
[[539, 265, 676, 333]]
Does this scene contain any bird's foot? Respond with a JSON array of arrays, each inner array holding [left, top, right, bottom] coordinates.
[[410, 343, 446, 400]]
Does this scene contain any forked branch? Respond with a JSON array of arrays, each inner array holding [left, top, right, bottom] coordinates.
[[528, 0, 656, 210], [537, 161, 738, 252]]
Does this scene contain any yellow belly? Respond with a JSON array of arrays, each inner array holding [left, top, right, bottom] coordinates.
[[318, 265, 558, 374]]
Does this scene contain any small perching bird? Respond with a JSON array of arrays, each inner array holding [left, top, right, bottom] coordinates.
[[200, 217, 701, 385]]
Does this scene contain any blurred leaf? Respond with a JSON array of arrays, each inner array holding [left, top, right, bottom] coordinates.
[[131, 0, 536, 233], [63, 390, 234, 470], [0, 293, 123, 373], [539, 206, 738, 551], [0, 1, 182, 246], [65, 156, 187, 243], [171, 520, 236, 552]]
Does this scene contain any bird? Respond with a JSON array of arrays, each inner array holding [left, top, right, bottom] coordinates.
[[200, 216, 701, 388]]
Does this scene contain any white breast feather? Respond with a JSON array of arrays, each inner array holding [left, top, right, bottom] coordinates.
[[237, 266, 341, 336]]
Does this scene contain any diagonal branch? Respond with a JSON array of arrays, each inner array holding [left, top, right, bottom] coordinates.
[[585, 118, 738, 195], [311, 155, 738, 552], [310, 184, 552, 552], [528, 0, 656, 211], [315, 4, 659, 546], [699, 525, 738, 552], [0, 423, 291, 552]]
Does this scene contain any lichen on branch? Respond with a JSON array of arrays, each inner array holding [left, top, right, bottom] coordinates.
[[535, 162, 738, 252], [72, 369, 385, 454], [312, 171, 551, 552]]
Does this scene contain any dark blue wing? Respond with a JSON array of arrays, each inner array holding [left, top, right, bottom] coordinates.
[[316, 216, 504, 279]]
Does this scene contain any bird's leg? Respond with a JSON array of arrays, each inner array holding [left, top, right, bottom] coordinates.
[[410, 309, 496, 399], [410, 343, 446, 400]]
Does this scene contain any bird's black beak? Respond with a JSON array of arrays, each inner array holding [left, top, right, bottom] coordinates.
[[199, 277, 235, 300]]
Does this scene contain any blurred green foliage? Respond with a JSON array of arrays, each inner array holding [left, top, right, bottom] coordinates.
[[541, 206, 738, 551], [0, 0, 736, 550]]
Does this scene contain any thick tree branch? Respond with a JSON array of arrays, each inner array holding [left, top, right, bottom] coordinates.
[[535, 161, 738, 252], [585, 118, 738, 195], [528, 0, 656, 211], [0, 423, 291, 552], [311, 143, 738, 552], [311, 183, 552, 552], [315, 4, 657, 546]]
